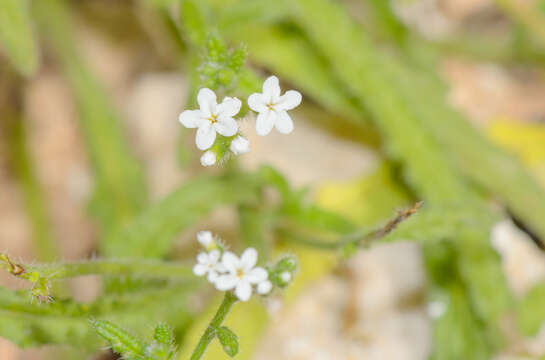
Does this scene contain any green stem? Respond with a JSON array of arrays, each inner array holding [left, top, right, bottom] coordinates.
[[189, 292, 237, 360], [29, 259, 194, 280], [278, 202, 421, 249], [1, 256, 194, 281], [277, 227, 370, 249]]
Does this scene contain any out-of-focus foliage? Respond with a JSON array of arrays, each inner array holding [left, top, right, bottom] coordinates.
[[488, 120, 545, 184], [5, 118, 57, 261], [1, 0, 545, 359], [0, 284, 195, 349], [0, 0, 39, 76], [33, 0, 149, 240], [93, 320, 176, 360]]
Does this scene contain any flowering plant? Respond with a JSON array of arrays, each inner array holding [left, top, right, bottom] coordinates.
[[179, 76, 301, 166]]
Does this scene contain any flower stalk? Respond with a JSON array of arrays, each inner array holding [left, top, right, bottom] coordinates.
[[189, 291, 238, 360], [16, 258, 195, 281]]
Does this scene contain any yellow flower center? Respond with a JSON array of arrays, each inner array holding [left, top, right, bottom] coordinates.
[[236, 268, 245, 279], [208, 114, 218, 124]]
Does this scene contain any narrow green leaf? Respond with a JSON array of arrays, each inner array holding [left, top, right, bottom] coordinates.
[[518, 283, 545, 336], [216, 326, 239, 357], [92, 320, 146, 359], [0, 284, 195, 349], [423, 241, 494, 359], [5, 117, 57, 261], [0, 0, 39, 76], [103, 172, 261, 258], [32, 0, 148, 240]]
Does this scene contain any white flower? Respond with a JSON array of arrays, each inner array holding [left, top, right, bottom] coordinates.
[[193, 250, 224, 283], [200, 151, 216, 167], [179, 88, 241, 150], [257, 280, 272, 295], [248, 76, 302, 136], [230, 136, 250, 155], [215, 248, 268, 301]]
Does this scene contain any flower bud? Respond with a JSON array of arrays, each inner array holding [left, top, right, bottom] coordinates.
[[280, 271, 291, 283], [230, 136, 250, 155], [257, 280, 272, 295], [200, 151, 217, 166]]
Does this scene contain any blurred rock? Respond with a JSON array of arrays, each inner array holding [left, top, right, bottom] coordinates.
[[394, 0, 453, 39], [24, 70, 96, 260], [254, 242, 431, 360], [239, 114, 378, 187], [491, 220, 545, 296], [443, 60, 545, 124], [126, 73, 188, 199]]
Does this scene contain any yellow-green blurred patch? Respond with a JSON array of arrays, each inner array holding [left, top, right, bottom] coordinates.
[[316, 164, 412, 226], [488, 120, 545, 185]]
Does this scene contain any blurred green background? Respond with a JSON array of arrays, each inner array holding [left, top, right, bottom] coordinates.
[[1, 0, 545, 359]]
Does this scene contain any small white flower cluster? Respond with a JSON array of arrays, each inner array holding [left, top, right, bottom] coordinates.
[[179, 76, 302, 166], [193, 231, 272, 301]]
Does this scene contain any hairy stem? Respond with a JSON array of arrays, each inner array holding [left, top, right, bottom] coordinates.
[[1, 255, 194, 281], [278, 202, 422, 249], [189, 292, 237, 360]]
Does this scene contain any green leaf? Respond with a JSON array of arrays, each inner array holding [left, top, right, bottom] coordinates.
[[154, 322, 173, 346], [5, 117, 57, 261], [0, 0, 39, 76], [32, 0, 148, 240], [216, 326, 239, 357], [92, 320, 146, 359], [103, 172, 261, 258], [517, 283, 545, 336], [0, 285, 195, 349], [423, 241, 494, 359]]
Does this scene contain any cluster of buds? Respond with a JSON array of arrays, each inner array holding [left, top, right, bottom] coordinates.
[[192, 231, 297, 301], [179, 76, 302, 166]]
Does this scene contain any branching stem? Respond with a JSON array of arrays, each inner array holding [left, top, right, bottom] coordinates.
[[189, 292, 237, 360], [279, 202, 422, 249]]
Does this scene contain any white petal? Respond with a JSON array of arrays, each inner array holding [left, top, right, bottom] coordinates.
[[256, 110, 276, 136], [246, 267, 268, 284], [221, 251, 240, 272], [196, 123, 216, 150], [257, 280, 272, 295], [263, 76, 280, 102], [208, 250, 221, 263], [197, 231, 213, 246], [196, 252, 208, 264], [214, 117, 238, 137], [215, 263, 227, 273], [197, 88, 217, 117], [274, 111, 294, 134], [240, 248, 258, 270], [276, 90, 302, 111], [235, 281, 252, 301], [193, 264, 207, 276], [179, 110, 203, 128], [215, 275, 238, 291], [247, 93, 268, 113], [207, 270, 219, 283], [216, 97, 241, 118]]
